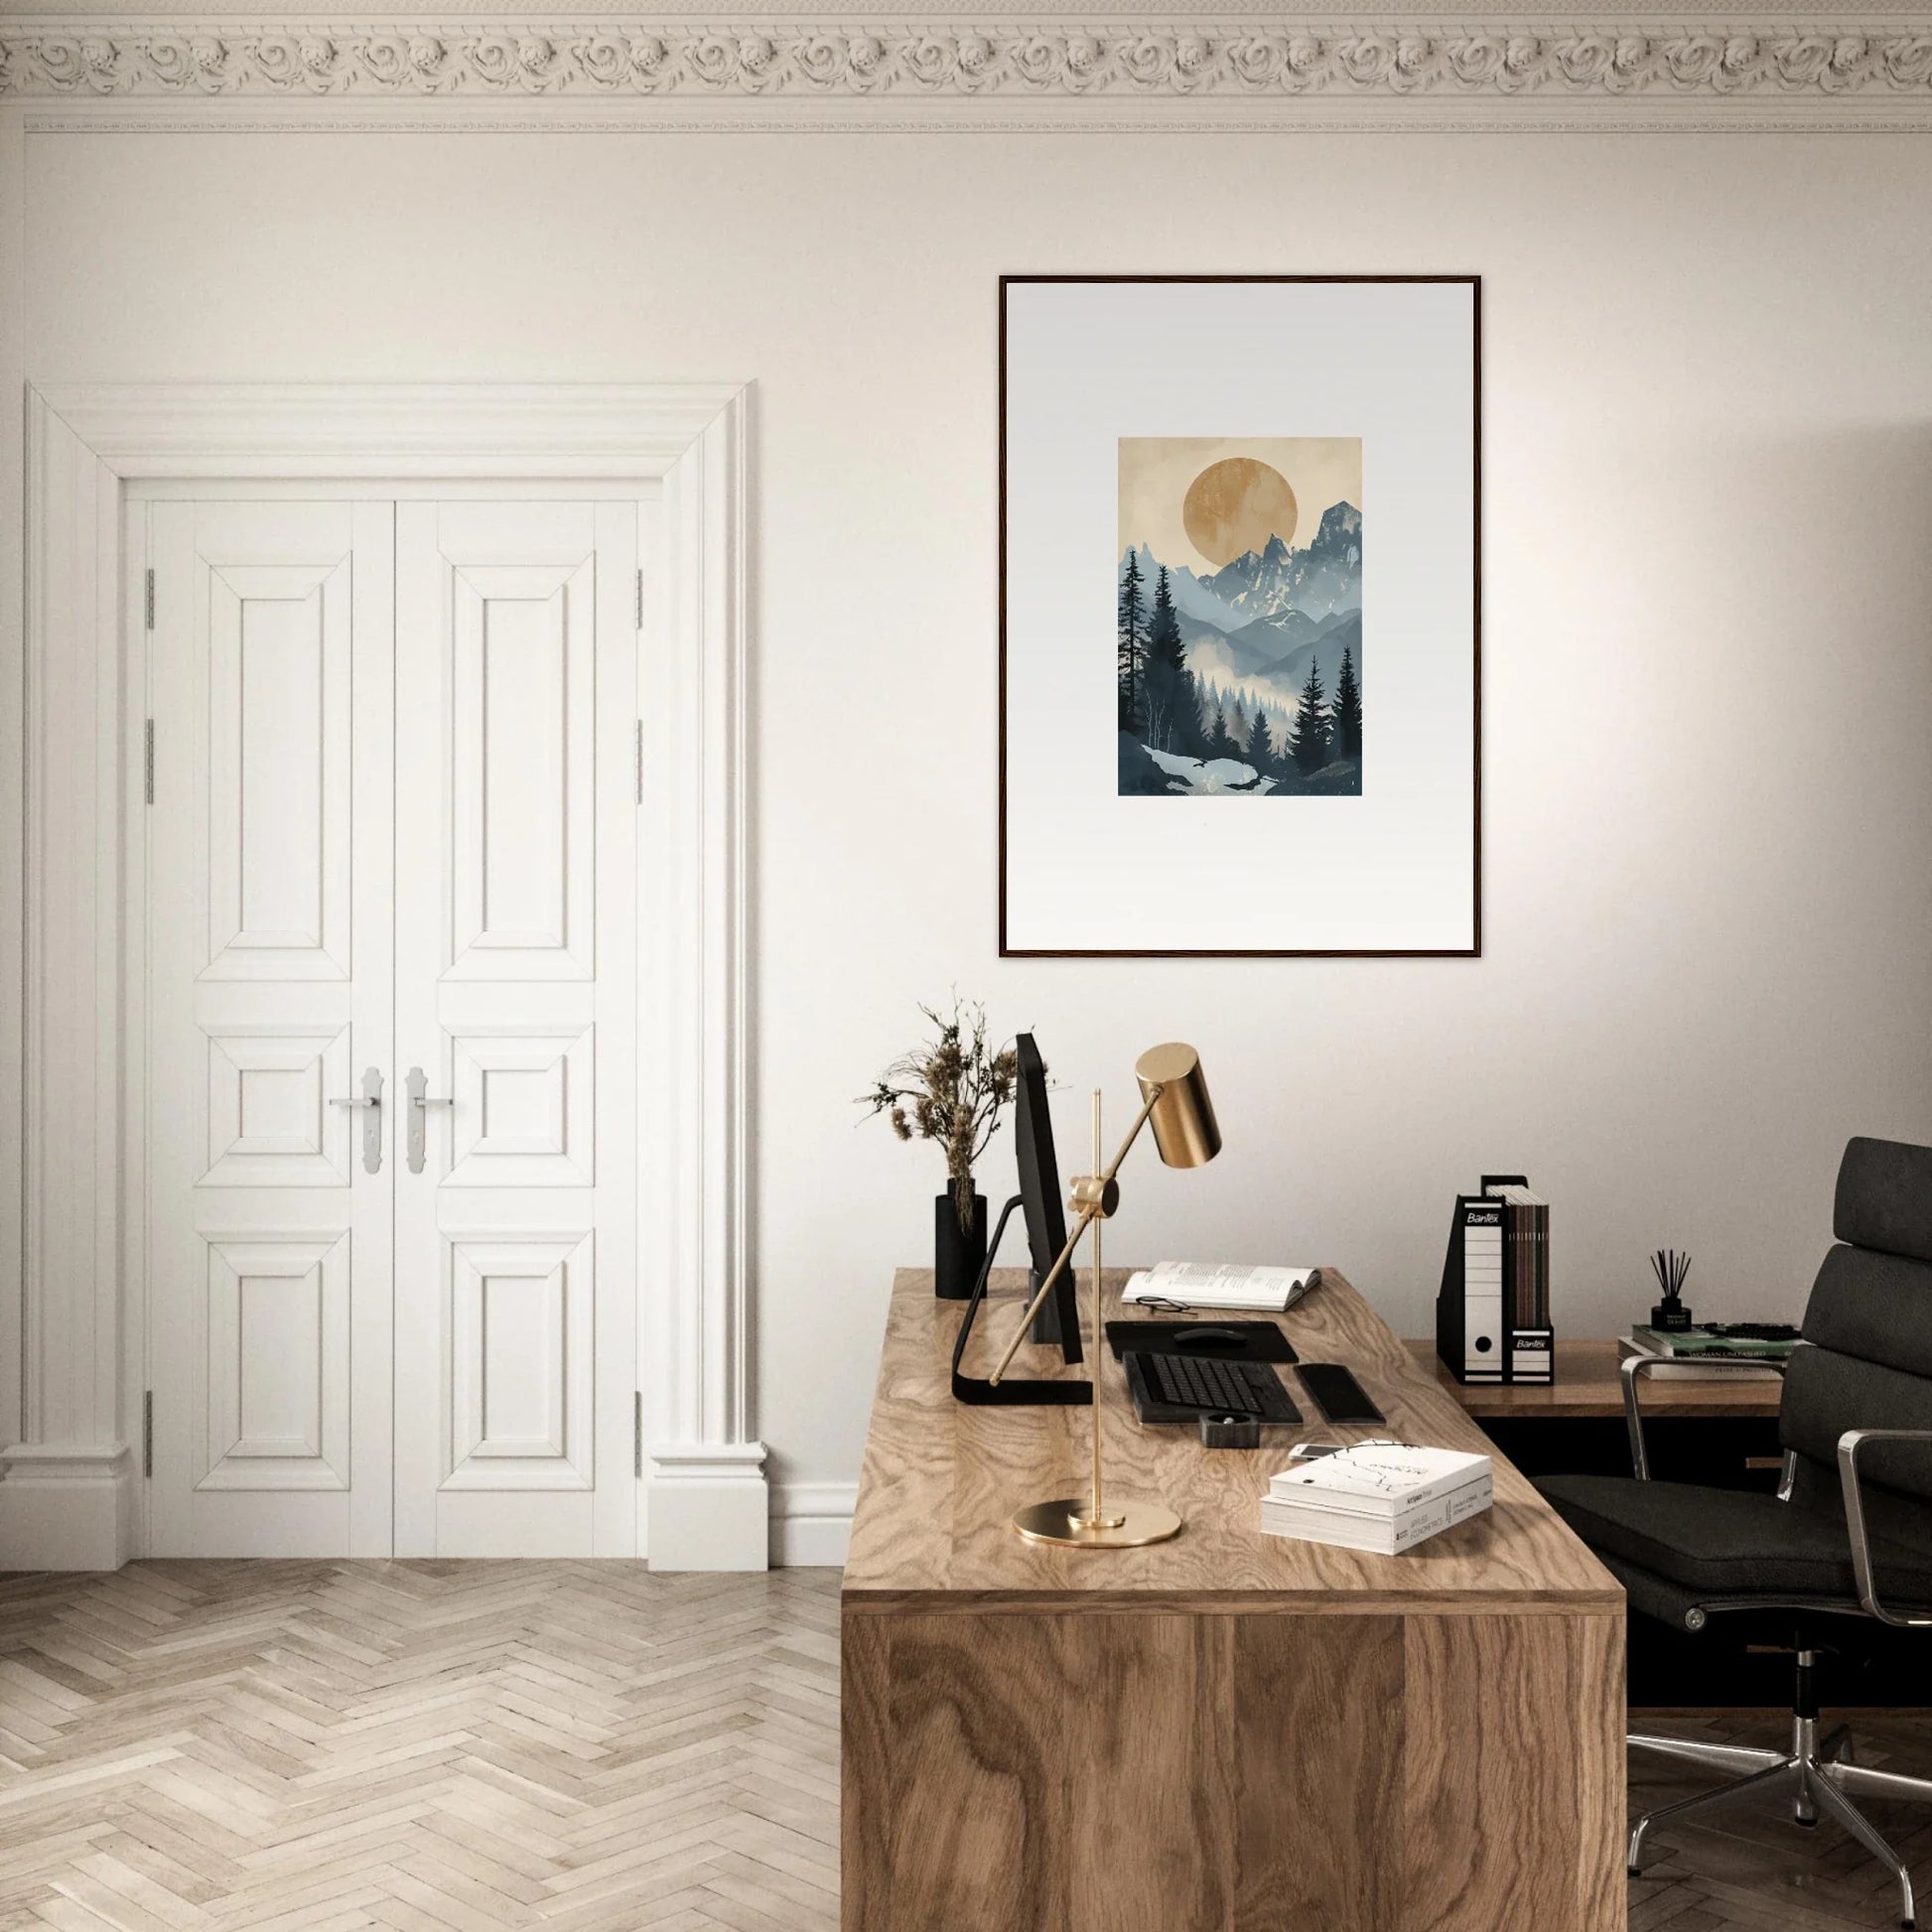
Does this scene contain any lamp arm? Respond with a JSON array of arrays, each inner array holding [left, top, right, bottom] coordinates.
[[987, 1086, 1164, 1387], [985, 1206, 1096, 1388], [1096, 1085, 1163, 1189]]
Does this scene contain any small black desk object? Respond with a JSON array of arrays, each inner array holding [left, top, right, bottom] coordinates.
[[1104, 1318, 1296, 1364], [1299, 1361, 1384, 1425]]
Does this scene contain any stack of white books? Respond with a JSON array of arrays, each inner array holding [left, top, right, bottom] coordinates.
[[1121, 1261, 1315, 1312], [1260, 1444, 1493, 1555]]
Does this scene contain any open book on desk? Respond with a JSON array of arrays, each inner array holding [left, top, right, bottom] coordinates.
[[1122, 1261, 1317, 1313]]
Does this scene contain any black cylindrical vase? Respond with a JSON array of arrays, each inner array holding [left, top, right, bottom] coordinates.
[[934, 1187, 989, 1300]]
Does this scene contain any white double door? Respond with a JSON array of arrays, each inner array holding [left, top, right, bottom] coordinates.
[[146, 494, 639, 1557]]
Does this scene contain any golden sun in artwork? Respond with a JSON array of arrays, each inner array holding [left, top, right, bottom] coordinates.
[[1181, 458, 1299, 568]]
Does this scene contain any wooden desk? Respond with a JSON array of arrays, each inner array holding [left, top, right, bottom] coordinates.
[[1407, 1337, 1783, 1420], [843, 1269, 1625, 1932]]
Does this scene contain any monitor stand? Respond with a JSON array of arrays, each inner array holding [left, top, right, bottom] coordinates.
[[951, 1196, 1091, 1407], [1029, 1269, 1072, 1347]]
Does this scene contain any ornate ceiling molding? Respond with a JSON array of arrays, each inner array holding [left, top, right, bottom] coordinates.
[[3, 17, 1931, 119]]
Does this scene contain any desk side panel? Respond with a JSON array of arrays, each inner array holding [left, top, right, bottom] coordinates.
[[1403, 1611, 1626, 1932], [842, 1603, 1620, 1932], [1233, 1614, 1406, 1930]]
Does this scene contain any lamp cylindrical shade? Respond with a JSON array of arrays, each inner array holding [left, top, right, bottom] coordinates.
[[1134, 1042, 1221, 1169]]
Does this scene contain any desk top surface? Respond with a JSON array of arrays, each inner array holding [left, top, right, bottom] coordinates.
[[1408, 1338, 1785, 1419], [843, 1268, 1621, 1615]]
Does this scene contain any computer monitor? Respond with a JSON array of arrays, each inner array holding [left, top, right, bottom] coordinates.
[[1013, 1034, 1083, 1363], [948, 1032, 1089, 1405]]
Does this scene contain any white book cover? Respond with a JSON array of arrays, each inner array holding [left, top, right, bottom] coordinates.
[[1121, 1261, 1314, 1311], [1261, 1476, 1492, 1554], [1269, 1443, 1490, 1515], [1263, 1471, 1493, 1528]]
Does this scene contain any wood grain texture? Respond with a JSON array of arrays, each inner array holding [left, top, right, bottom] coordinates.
[[1066, 1615, 1233, 1932], [1410, 1337, 1783, 1420], [843, 1607, 1625, 1932], [844, 1269, 1621, 1613], [1403, 1612, 1626, 1932], [842, 1270, 1627, 1932], [886, 1612, 1066, 1931], [0, 1563, 1922, 1930], [839, 1609, 891, 1932], [1231, 1614, 1404, 1932], [0, 1561, 840, 1931]]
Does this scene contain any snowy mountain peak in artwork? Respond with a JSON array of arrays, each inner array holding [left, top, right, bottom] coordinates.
[[1199, 500, 1362, 624]]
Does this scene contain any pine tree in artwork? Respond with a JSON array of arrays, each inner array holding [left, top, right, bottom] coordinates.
[[1289, 655, 1331, 774], [1332, 643, 1363, 763], [1247, 704, 1274, 776], [1184, 670, 1208, 749], [1230, 695, 1249, 752], [1207, 701, 1235, 761], [1117, 548, 1148, 733], [1141, 565, 1191, 752]]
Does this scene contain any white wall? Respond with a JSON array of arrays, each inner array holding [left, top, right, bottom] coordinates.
[[20, 126, 1932, 1534]]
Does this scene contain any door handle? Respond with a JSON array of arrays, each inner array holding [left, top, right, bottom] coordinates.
[[405, 1065, 454, 1175], [329, 1066, 385, 1174]]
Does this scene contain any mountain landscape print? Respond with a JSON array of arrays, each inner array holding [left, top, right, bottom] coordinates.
[[1118, 437, 1362, 797]]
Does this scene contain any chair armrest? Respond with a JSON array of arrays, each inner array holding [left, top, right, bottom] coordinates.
[[1620, 1351, 1788, 1481], [1837, 1429, 1932, 1627]]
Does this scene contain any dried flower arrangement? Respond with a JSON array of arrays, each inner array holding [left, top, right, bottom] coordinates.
[[859, 997, 1021, 1233]]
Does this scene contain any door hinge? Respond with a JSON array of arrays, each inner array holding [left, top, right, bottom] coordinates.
[[144, 568, 155, 631], [142, 1391, 153, 1478], [634, 721, 644, 805], [144, 720, 155, 805], [635, 567, 644, 631], [633, 1393, 643, 1479]]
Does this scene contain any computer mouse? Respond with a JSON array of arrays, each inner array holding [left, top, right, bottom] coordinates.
[[1173, 1326, 1246, 1350]]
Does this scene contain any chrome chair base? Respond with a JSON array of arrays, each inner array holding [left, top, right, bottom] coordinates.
[[1630, 1711, 1932, 1929]]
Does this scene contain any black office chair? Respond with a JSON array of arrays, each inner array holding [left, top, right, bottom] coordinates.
[[1538, 1136, 1932, 1931]]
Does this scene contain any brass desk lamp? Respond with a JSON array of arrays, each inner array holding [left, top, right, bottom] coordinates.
[[987, 1042, 1221, 1549]]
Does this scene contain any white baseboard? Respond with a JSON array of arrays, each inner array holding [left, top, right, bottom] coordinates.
[[645, 1441, 769, 1571], [0, 1444, 136, 1572], [771, 1480, 855, 1568]]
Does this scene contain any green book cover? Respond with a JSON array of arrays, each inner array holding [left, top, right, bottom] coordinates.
[[1632, 1325, 1798, 1360]]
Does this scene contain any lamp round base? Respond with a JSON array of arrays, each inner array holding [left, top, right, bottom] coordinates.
[[1011, 1497, 1182, 1549]]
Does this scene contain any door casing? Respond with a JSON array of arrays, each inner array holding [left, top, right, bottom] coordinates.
[[11, 386, 764, 1573]]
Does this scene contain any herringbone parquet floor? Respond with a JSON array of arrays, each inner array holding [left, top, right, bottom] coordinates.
[[1629, 1707, 1932, 1931], [3, 1562, 1930, 1930], [0, 1563, 840, 1932]]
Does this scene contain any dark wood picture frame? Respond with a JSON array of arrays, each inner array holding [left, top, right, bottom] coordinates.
[[997, 273, 1482, 959]]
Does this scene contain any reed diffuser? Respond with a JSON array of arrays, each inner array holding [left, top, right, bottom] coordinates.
[[1649, 1248, 1694, 1332]]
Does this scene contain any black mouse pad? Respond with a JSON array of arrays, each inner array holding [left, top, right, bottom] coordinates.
[[1104, 1319, 1297, 1364]]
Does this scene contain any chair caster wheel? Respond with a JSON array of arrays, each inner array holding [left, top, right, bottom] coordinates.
[[1627, 1868, 1640, 1878], [1795, 1816, 1818, 1829]]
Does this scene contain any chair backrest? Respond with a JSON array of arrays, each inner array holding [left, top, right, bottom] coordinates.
[[1780, 1138, 1932, 1519]]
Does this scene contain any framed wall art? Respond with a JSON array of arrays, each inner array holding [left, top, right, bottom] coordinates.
[[999, 274, 1480, 957]]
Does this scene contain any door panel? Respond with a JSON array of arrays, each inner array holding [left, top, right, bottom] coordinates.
[[203, 563, 352, 979], [146, 491, 637, 1560], [394, 501, 637, 1557], [449, 562, 595, 978], [147, 500, 395, 1557]]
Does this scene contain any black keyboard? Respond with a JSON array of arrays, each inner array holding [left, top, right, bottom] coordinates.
[[1127, 1351, 1302, 1424]]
